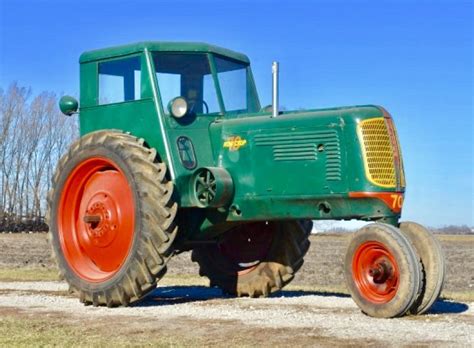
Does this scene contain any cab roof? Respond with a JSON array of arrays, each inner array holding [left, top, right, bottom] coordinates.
[[79, 41, 250, 64]]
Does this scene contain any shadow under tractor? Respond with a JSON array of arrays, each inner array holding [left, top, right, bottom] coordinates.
[[48, 42, 445, 318]]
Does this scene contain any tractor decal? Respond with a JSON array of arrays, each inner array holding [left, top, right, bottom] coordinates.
[[223, 136, 247, 151]]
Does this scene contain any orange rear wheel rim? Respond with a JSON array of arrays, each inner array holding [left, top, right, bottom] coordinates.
[[352, 241, 399, 303], [58, 157, 135, 282]]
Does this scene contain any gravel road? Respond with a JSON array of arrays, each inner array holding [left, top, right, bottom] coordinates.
[[0, 281, 472, 346]]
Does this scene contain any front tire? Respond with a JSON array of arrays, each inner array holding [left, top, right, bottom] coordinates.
[[192, 220, 312, 297], [399, 221, 445, 314], [47, 130, 178, 306], [344, 223, 422, 318]]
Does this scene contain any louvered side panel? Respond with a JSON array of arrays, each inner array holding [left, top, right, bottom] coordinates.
[[325, 139, 342, 181], [273, 143, 317, 161], [254, 130, 342, 181]]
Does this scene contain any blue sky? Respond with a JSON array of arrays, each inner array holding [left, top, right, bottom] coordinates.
[[0, 0, 472, 227]]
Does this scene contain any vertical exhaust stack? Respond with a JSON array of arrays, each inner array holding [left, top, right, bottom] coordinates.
[[272, 61, 279, 118]]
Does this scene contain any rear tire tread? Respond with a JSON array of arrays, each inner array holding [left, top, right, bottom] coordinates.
[[192, 220, 313, 298], [48, 130, 178, 307]]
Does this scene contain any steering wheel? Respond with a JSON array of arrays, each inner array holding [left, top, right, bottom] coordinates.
[[189, 99, 209, 114]]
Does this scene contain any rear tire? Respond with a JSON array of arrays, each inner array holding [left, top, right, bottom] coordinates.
[[191, 220, 312, 297], [399, 221, 445, 314], [344, 223, 422, 318], [47, 130, 178, 306]]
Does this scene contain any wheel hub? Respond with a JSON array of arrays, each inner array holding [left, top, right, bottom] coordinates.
[[369, 260, 393, 283], [83, 197, 117, 248]]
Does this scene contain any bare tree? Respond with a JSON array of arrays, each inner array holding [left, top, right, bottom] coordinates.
[[0, 83, 78, 231]]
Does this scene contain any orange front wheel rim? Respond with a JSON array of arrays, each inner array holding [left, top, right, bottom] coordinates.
[[352, 241, 400, 303], [58, 157, 135, 282]]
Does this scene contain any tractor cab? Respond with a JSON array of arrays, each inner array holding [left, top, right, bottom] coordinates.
[[73, 42, 260, 123]]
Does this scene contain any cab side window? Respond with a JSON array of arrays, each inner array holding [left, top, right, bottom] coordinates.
[[214, 56, 248, 112], [98, 56, 141, 105]]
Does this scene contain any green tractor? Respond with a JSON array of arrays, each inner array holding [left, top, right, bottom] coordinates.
[[49, 42, 445, 318]]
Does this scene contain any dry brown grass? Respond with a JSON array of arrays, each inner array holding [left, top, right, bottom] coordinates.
[[0, 233, 472, 301], [0, 309, 190, 347], [0, 268, 58, 281]]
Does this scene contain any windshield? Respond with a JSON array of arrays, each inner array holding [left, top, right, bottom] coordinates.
[[214, 56, 258, 113], [153, 53, 259, 115], [153, 53, 220, 114]]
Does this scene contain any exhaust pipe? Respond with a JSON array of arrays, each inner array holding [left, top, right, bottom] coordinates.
[[272, 61, 279, 118]]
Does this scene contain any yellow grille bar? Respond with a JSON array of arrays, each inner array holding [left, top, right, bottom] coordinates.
[[358, 117, 397, 188]]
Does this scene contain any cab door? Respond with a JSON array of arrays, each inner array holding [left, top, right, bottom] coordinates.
[[152, 52, 223, 206]]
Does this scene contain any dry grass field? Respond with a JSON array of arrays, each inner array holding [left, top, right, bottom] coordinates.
[[0, 232, 472, 300]]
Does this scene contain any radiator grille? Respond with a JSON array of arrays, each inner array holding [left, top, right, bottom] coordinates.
[[358, 118, 396, 187]]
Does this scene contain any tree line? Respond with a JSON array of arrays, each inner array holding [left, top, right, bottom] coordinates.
[[0, 83, 78, 231]]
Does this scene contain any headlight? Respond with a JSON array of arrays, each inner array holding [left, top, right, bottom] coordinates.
[[168, 97, 188, 118]]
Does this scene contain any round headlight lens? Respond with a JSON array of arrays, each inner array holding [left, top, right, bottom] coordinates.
[[169, 97, 188, 118]]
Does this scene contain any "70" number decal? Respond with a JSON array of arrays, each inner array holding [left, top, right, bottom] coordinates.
[[349, 192, 405, 213], [390, 194, 403, 210]]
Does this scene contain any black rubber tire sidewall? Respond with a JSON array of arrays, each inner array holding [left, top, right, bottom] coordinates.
[[399, 221, 446, 314]]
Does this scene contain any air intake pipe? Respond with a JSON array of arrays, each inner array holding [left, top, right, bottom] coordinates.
[[272, 61, 279, 118]]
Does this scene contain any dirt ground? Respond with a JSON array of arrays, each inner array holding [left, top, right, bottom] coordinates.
[[1, 232, 472, 296], [0, 232, 473, 346]]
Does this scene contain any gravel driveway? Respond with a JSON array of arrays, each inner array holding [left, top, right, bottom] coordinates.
[[0, 281, 472, 346]]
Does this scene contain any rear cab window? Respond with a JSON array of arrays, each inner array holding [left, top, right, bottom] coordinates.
[[98, 56, 142, 105]]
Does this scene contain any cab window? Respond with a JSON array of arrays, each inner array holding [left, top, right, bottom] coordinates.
[[98, 56, 141, 104], [214, 56, 247, 112], [153, 53, 220, 114], [213, 56, 259, 113]]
